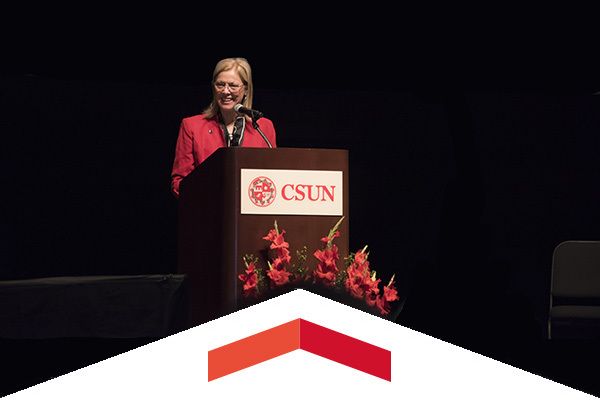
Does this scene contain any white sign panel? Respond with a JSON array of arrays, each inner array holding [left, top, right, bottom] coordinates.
[[241, 169, 343, 216]]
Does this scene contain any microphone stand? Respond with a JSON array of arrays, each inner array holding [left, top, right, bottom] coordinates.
[[252, 118, 272, 148]]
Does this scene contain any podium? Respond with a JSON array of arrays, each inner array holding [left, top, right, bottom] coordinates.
[[178, 147, 349, 326]]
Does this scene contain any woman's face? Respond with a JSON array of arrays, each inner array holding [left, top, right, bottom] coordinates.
[[214, 69, 246, 113]]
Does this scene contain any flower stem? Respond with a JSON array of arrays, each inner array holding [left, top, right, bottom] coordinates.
[[388, 274, 396, 287], [328, 216, 345, 239]]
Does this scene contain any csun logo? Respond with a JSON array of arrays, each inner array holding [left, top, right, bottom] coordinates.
[[248, 176, 277, 207]]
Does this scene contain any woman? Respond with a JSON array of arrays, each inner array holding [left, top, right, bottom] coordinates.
[[170, 58, 277, 198]]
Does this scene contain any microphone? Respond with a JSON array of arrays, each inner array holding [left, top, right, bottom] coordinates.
[[234, 103, 272, 148], [234, 104, 264, 120]]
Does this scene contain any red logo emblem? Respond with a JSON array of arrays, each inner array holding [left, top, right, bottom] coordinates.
[[248, 176, 276, 207]]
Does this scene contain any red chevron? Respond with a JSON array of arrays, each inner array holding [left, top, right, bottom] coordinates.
[[208, 318, 391, 381]]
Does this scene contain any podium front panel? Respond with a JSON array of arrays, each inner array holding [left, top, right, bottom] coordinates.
[[179, 148, 349, 326]]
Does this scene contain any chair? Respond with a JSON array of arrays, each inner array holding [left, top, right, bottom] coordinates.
[[549, 241, 600, 339]]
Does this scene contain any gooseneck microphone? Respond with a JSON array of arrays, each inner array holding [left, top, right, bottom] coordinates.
[[234, 104, 264, 121], [234, 103, 272, 148]]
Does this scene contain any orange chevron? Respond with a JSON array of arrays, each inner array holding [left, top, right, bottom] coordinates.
[[208, 318, 391, 381], [208, 319, 300, 382]]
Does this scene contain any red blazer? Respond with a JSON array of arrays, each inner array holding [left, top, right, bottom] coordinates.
[[170, 114, 277, 198]]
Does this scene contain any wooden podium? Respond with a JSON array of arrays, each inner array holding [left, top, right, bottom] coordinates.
[[178, 147, 349, 326]]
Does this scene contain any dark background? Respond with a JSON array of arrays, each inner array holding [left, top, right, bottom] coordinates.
[[2, 9, 600, 396]]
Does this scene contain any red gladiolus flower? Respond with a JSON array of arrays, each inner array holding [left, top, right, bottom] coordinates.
[[345, 246, 385, 311], [320, 230, 340, 245], [271, 256, 288, 271], [313, 245, 339, 287], [238, 263, 259, 298], [314, 245, 339, 270], [345, 270, 380, 300], [365, 291, 379, 307], [376, 282, 399, 315], [354, 248, 368, 267], [262, 229, 278, 242], [345, 279, 361, 298], [267, 268, 292, 287], [263, 225, 293, 287], [276, 247, 291, 266], [346, 259, 369, 281], [269, 230, 289, 250], [314, 271, 336, 287]]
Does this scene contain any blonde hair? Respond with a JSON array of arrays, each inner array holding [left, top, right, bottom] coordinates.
[[203, 58, 253, 119]]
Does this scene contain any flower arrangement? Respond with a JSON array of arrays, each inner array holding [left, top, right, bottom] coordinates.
[[238, 217, 400, 318]]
